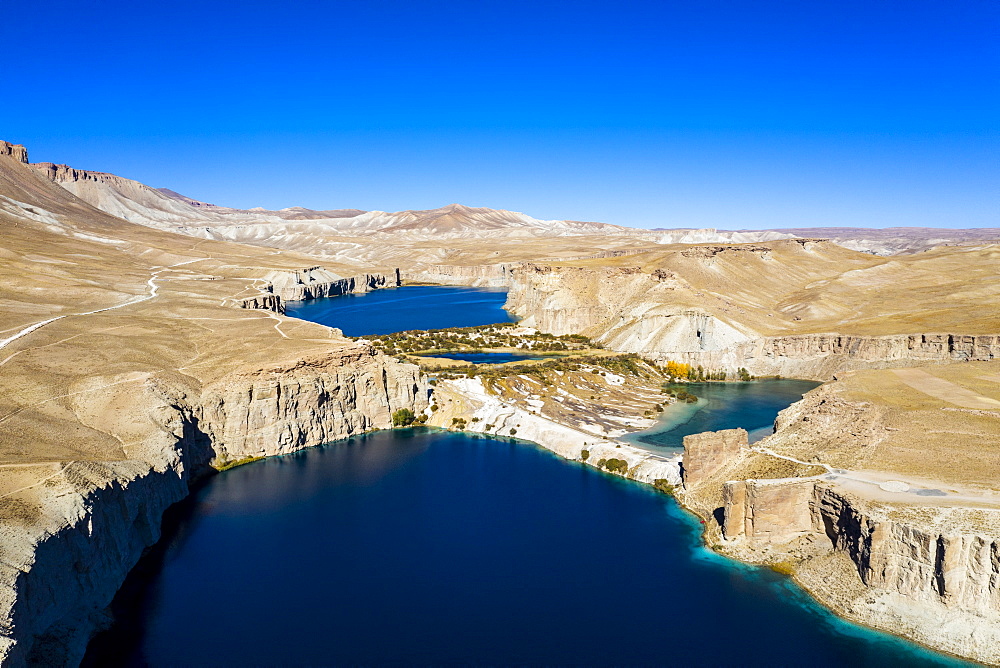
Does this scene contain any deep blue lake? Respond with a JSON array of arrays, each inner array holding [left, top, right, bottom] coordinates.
[[284, 285, 516, 336], [423, 351, 553, 364], [85, 289, 966, 666], [625, 379, 822, 452], [85, 430, 964, 667]]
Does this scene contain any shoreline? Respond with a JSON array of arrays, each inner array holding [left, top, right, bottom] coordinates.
[[62, 367, 983, 666], [666, 487, 979, 667], [149, 401, 974, 667], [426, 374, 991, 666]]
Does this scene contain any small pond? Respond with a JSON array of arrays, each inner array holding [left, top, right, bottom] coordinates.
[[625, 379, 822, 453], [422, 351, 556, 364]]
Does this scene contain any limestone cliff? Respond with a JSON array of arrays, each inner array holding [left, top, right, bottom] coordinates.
[[717, 478, 1000, 663], [677, 377, 1000, 665], [200, 348, 425, 458], [0, 347, 426, 666], [268, 267, 401, 301], [228, 293, 285, 313], [402, 263, 515, 287], [505, 261, 1000, 380], [0, 142, 28, 164], [681, 429, 747, 485]]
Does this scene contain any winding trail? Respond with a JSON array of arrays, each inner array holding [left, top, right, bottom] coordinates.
[[0, 258, 207, 353], [750, 445, 1000, 510]]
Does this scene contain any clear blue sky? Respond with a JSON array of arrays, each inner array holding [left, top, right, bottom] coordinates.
[[2, 0, 997, 229]]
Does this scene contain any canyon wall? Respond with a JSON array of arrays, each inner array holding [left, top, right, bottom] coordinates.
[[681, 419, 1000, 664], [506, 265, 1000, 379], [401, 263, 515, 287], [0, 347, 426, 666], [682, 429, 747, 485], [229, 293, 285, 313], [718, 478, 1000, 663], [0, 142, 28, 164], [269, 267, 401, 302]]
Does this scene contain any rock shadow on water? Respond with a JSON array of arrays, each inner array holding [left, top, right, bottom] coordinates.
[[85, 428, 970, 667]]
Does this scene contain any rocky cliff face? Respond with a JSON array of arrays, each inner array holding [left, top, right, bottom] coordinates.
[[229, 293, 285, 313], [402, 263, 516, 287], [200, 348, 425, 459], [722, 478, 823, 543], [681, 411, 1000, 665], [682, 429, 747, 485], [811, 486, 1000, 617], [506, 265, 1000, 380], [717, 477, 1000, 663], [0, 142, 28, 164], [0, 347, 426, 666], [269, 267, 401, 301]]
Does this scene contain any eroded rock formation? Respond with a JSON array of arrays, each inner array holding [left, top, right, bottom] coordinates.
[[678, 385, 1000, 665], [402, 263, 515, 287], [682, 428, 747, 485], [506, 261, 1000, 380], [0, 348, 426, 666], [268, 267, 400, 301], [0, 142, 27, 164]]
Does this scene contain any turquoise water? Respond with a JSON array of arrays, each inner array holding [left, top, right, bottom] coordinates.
[[85, 430, 967, 666], [625, 379, 822, 453], [284, 285, 516, 336]]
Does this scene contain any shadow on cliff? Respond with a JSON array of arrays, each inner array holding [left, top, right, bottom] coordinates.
[[80, 414, 218, 668], [80, 476, 210, 667]]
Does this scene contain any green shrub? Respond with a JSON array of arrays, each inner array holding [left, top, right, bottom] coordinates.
[[212, 455, 264, 472], [652, 479, 675, 496], [392, 408, 416, 427], [581, 449, 590, 461], [602, 458, 628, 474], [509, 428, 517, 436], [430, 404, 439, 412]]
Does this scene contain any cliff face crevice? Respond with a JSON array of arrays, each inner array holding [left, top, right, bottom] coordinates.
[[683, 413, 1000, 664], [0, 142, 28, 165], [0, 348, 427, 666], [810, 486, 1000, 616]]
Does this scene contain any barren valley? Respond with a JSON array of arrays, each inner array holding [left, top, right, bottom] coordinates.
[[1, 140, 999, 665]]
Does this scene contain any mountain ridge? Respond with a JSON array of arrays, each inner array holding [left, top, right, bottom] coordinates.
[[24, 144, 1000, 255]]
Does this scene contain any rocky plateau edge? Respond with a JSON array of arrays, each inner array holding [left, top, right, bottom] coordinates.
[[0, 347, 426, 667], [502, 263, 999, 379], [676, 390, 1000, 665]]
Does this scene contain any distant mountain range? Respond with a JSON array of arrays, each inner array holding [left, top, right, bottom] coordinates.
[[30, 157, 1000, 255]]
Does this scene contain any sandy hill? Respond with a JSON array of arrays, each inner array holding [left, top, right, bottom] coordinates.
[[0, 141, 407, 459], [762, 226, 1000, 255], [33, 162, 626, 237]]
